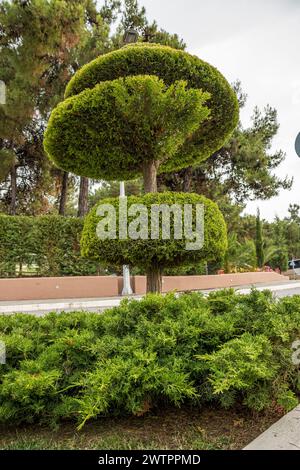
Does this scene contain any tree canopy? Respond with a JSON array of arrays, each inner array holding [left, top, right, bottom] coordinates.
[[81, 192, 227, 270], [64, 43, 239, 173], [44, 74, 211, 180]]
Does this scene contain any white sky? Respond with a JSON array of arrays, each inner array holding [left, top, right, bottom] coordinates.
[[138, 0, 300, 220]]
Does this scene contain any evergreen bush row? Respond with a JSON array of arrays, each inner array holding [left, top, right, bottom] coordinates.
[[0, 215, 99, 278], [0, 289, 299, 428]]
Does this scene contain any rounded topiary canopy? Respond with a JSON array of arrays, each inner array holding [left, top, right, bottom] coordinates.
[[81, 192, 227, 269], [44, 44, 239, 180], [44, 75, 210, 181]]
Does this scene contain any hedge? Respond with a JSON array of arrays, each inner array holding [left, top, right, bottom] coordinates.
[[81, 192, 227, 270], [0, 215, 99, 278], [45, 44, 239, 179], [0, 289, 299, 428]]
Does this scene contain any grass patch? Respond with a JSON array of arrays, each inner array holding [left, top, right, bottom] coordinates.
[[0, 406, 281, 450]]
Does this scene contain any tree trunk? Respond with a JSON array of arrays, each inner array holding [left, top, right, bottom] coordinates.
[[59, 171, 68, 216], [142, 160, 158, 193], [77, 176, 89, 217], [142, 160, 164, 293], [146, 266, 163, 293], [9, 164, 17, 215], [183, 166, 192, 192], [195, 169, 207, 195]]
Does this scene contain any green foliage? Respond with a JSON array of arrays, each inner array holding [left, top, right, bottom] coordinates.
[[0, 0, 117, 214], [224, 233, 256, 273], [44, 75, 211, 180], [159, 100, 291, 206], [0, 0, 186, 215], [164, 262, 207, 276], [265, 209, 300, 262], [0, 289, 299, 427], [218, 207, 299, 274], [81, 192, 227, 270], [199, 334, 278, 402], [0, 149, 15, 182], [120, 0, 148, 33], [88, 179, 143, 209], [115, 0, 186, 50], [267, 249, 289, 272], [0, 215, 99, 277], [59, 43, 238, 178]]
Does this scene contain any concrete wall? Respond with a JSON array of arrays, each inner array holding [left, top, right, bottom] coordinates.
[[0, 272, 287, 301], [0, 276, 119, 301], [133, 272, 286, 295]]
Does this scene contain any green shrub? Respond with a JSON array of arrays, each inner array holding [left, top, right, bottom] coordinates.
[[0, 289, 299, 427], [268, 249, 289, 273], [81, 192, 227, 270], [0, 215, 99, 277], [199, 334, 280, 408]]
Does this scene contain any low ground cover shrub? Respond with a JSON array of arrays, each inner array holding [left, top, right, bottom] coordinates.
[[0, 289, 299, 428]]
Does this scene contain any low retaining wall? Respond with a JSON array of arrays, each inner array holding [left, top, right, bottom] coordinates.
[[0, 272, 287, 301], [0, 276, 119, 301], [133, 272, 287, 295]]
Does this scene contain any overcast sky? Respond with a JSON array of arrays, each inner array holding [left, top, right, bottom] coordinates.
[[138, 0, 300, 220]]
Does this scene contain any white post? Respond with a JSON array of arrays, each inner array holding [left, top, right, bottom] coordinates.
[[120, 181, 133, 295], [0, 80, 5, 105]]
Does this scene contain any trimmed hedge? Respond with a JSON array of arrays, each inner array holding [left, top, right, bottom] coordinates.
[[45, 44, 239, 179], [0, 215, 99, 277], [0, 289, 299, 427], [81, 192, 227, 270], [44, 75, 211, 180]]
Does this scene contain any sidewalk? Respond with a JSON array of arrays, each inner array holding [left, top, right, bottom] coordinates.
[[244, 405, 300, 450], [1, 280, 300, 315]]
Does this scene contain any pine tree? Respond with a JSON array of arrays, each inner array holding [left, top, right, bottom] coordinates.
[[158, 83, 291, 205], [1, 0, 107, 214]]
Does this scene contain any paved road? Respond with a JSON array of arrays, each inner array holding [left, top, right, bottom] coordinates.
[[273, 287, 300, 298], [1, 281, 300, 315]]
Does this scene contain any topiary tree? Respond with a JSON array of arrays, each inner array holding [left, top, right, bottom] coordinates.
[[44, 74, 211, 191], [44, 43, 239, 292], [81, 192, 227, 292]]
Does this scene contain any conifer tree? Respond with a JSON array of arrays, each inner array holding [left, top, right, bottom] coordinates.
[[45, 43, 238, 291]]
